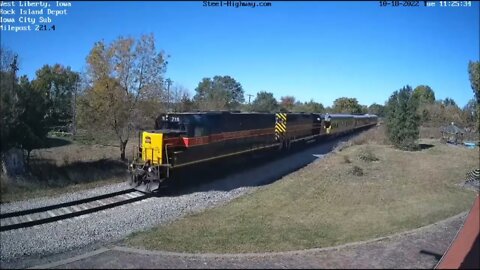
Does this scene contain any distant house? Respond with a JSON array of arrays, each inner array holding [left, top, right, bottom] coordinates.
[[440, 122, 465, 144]]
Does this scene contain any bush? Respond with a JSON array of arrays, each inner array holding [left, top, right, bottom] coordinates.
[[359, 149, 379, 162], [350, 166, 364, 176]]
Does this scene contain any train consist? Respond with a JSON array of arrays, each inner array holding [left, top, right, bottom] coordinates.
[[128, 111, 378, 192]]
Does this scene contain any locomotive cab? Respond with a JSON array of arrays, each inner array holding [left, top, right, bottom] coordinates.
[[129, 114, 189, 192], [129, 130, 170, 192]]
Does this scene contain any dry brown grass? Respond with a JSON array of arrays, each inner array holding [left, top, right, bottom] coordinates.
[[127, 140, 478, 253], [0, 139, 140, 203], [334, 125, 387, 152], [1, 158, 129, 203], [337, 124, 476, 153], [30, 139, 137, 166], [420, 126, 443, 139]]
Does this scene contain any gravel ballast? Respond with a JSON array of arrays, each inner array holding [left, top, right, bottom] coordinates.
[[0, 136, 345, 266], [0, 182, 131, 214], [1, 185, 255, 262]]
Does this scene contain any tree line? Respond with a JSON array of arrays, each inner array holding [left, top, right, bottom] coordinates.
[[1, 33, 479, 160], [385, 65, 479, 150], [1, 47, 80, 161]]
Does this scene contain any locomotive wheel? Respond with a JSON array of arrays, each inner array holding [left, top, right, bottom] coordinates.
[[129, 173, 139, 187], [145, 181, 152, 193]]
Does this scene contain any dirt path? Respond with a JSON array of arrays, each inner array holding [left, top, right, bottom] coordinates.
[[27, 212, 467, 269]]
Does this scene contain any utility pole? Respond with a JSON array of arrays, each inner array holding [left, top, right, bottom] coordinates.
[[165, 78, 172, 112], [247, 94, 253, 104]]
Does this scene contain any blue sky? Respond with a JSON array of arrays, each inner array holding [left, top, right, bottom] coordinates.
[[2, 1, 479, 107]]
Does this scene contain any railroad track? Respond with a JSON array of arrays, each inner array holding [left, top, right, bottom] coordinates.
[[0, 189, 150, 232]]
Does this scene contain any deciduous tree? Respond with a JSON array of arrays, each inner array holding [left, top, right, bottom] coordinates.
[[31, 64, 80, 129], [80, 34, 168, 160], [468, 61, 480, 103], [442, 97, 457, 107], [463, 98, 478, 130], [332, 97, 362, 114], [0, 46, 19, 152], [292, 99, 325, 113], [170, 84, 193, 112], [368, 103, 385, 117], [280, 96, 295, 112], [193, 76, 244, 111], [413, 85, 435, 104], [251, 91, 278, 112]]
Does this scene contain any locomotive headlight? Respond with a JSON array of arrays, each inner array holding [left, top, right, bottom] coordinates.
[[148, 167, 152, 172]]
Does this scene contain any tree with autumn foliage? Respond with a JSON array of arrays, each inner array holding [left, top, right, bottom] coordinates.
[[279, 96, 295, 112], [78, 34, 168, 160]]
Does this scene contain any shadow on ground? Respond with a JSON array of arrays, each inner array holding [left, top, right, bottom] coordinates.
[[420, 250, 443, 260], [153, 129, 369, 197], [419, 144, 434, 150], [44, 137, 72, 148], [29, 158, 127, 186]]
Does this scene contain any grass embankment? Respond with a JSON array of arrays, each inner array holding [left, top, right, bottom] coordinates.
[[127, 128, 478, 253], [1, 137, 136, 203]]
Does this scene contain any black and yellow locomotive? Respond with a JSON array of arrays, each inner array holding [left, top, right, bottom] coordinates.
[[128, 111, 377, 192]]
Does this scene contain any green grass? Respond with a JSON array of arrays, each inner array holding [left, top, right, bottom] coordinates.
[[126, 139, 478, 253]]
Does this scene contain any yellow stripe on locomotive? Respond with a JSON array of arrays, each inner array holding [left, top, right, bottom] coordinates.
[[275, 113, 287, 140], [142, 132, 163, 165]]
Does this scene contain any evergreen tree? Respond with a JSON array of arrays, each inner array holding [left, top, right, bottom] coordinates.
[[385, 85, 420, 150], [16, 76, 50, 162]]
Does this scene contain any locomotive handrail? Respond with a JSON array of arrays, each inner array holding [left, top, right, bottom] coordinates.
[[164, 143, 172, 178]]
